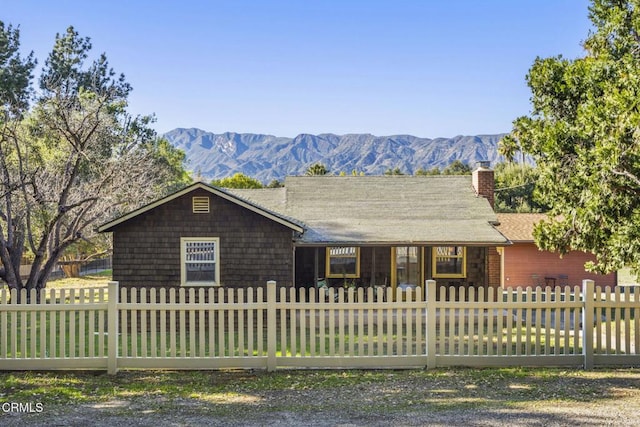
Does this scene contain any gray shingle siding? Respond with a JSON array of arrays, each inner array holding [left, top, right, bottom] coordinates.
[[112, 189, 294, 289]]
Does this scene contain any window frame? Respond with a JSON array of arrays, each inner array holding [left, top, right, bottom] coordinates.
[[391, 246, 423, 287], [180, 237, 220, 286], [432, 246, 467, 278], [325, 246, 361, 278]]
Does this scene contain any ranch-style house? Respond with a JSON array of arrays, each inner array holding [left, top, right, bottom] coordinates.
[[98, 165, 509, 297]]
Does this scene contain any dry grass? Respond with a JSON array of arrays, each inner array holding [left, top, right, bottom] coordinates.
[[2, 368, 640, 426], [45, 270, 112, 289]]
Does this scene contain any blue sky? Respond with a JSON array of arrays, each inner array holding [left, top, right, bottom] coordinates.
[[4, 0, 591, 138]]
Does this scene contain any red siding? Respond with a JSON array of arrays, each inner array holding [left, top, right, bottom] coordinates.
[[502, 243, 617, 288]]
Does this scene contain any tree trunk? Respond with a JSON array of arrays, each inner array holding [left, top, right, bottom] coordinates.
[[0, 247, 22, 290], [61, 261, 81, 278]]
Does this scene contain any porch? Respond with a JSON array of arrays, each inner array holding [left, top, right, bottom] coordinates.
[[294, 245, 491, 299]]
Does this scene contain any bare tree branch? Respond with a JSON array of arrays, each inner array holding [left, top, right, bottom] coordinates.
[[612, 168, 640, 188]]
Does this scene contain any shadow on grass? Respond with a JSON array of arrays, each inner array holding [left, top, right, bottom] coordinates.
[[1, 368, 640, 426]]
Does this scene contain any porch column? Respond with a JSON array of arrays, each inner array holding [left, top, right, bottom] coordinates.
[[371, 247, 376, 286], [314, 247, 319, 286], [292, 246, 296, 287]]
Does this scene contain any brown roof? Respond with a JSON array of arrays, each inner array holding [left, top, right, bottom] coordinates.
[[495, 213, 548, 242]]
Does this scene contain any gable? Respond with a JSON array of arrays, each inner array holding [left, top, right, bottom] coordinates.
[[98, 182, 303, 233]]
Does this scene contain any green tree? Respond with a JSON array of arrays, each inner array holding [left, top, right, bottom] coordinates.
[[494, 162, 546, 213], [415, 161, 471, 176], [442, 160, 471, 175], [0, 22, 37, 289], [0, 22, 35, 117], [305, 163, 328, 176], [507, 0, 640, 274], [266, 179, 283, 188], [415, 167, 441, 175], [0, 25, 185, 293], [384, 167, 404, 175], [147, 137, 192, 192], [497, 134, 519, 163], [211, 172, 263, 189]]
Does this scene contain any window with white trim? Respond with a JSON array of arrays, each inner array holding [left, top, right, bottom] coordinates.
[[432, 246, 466, 278], [326, 247, 360, 278], [181, 237, 220, 285]]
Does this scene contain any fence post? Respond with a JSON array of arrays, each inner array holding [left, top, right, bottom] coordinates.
[[266, 280, 277, 372], [582, 279, 595, 370], [107, 281, 119, 375], [426, 280, 437, 369]]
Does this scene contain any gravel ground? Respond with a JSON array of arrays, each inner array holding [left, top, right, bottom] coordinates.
[[3, 369, 640, 426], [4, 406, 639, 427], [5, 396, 639, 426]]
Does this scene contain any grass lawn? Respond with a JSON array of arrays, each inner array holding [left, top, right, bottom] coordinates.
[[0, 367, 625, 407], [46, 270, 113, 289], [3, 271, 636, 359]]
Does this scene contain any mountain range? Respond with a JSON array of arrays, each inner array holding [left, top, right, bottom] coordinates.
[[164, 128, 507, 183]]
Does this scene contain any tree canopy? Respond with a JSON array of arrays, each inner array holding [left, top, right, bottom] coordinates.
[[305, 163, 329, 176], [494, 163, 546, 213], [211, 173, 263, 189], [0, 24, 189, 292], [497, 134, 527, 164], [415, 160, 471, 176], [507, 0, 640, 274], [384, 167, 405, 175]]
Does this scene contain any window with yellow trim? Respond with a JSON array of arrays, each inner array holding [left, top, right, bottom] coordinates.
[[326, 247, 360, 278], [432, 246, 466, 278]]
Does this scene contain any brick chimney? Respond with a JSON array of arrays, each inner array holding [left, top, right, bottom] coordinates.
[[473, 161, 500, 290], [472, 161, 494, 209]]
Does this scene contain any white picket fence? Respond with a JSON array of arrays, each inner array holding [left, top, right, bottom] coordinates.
[[0, 280, 638, 373]]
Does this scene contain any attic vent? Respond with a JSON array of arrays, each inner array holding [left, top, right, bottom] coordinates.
[[192, 196, 210, 213]]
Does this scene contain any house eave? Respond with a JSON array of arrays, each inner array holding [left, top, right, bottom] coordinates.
[[98, 182, 304, 233], [293, 240, 511, 247]]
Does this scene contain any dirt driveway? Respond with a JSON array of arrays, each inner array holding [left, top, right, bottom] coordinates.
[[2, 368, 640, 426]]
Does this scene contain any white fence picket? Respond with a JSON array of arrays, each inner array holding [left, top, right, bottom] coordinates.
[[1, 280, 639, 372]]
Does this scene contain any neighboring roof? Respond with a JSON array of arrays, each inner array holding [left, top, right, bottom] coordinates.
[[495, 213, 548, 242], [231, 176, 509, 246], [98, 182, 304, 233]]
